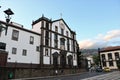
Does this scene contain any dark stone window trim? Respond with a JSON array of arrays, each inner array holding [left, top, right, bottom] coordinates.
[[36, 46, 40, 52], [30, 36, 34, 44], [0, 42, 6, 50], [41, 27, 76, 41], [12, 47, 17, 54], [22, 49, 27, 56], [42, 45, 75, 53], [55, 26, 58, 32], [12, 29, 19, 41], [45, 48, 49, 56]]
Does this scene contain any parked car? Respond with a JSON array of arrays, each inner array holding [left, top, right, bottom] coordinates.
[[104, 67, 111, 72], [96, 67, 103, 72]]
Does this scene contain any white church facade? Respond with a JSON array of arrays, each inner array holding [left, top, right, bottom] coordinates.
[[0, 16, 79, 79]]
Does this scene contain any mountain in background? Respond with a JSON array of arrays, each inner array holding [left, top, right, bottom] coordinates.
[[81, 49, 98, 56]]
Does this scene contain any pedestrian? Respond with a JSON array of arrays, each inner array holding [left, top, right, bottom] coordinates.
[[61, 69, 64, 74], [90, 66, 95, 72], [55, 70, 58, 75]]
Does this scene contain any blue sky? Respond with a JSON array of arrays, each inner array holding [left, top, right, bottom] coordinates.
[[0, 0, 120, 49]]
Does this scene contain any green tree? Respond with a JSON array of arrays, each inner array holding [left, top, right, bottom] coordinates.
[[117, 59, 120, 70], [93, 54, 99, 66]]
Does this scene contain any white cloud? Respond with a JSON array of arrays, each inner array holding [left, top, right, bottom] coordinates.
[[79, 30, 120, 49], [103, 30, 120, 41], [79, 39, 95, 49]]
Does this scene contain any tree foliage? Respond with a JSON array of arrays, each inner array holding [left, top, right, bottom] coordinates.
[[93, 54, 99, 65], [117, 59, 120, 70]]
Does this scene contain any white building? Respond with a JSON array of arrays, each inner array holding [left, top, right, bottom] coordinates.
[[100, 46, 120, 70], [32, 16, 78, 68], [86, 56, 94, 68], [0, 21, 40, 68], [0, 16, 78, 69]]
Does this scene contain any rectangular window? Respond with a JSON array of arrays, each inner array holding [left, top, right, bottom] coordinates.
[[55, 26, 58, 32], [0, 42, 6, 50], [12, 47, 17, 54], [101, 54, 106, 61], [30, 36, 34, 44], [22, 49, 27, 56], [45, 31, 49, 46], [60, 38, 65, 50], [115, 52, 119, 60], [45, 49, 48, 56], [67, 39, 70, 51], [54, 34, 58, 48], [45, 39, 49, 46], [12, 30, 19, 41], [108, 53, 112, 60], [60, 38, 65, 45], [36, 46, 40, 52], [54, 40, 58, 48], [54, 34, 57, 40], [102, 61, 106, 67], [66, 31, 68, 36], [109, 61, 113, 66], [61, 28, 64, 35]]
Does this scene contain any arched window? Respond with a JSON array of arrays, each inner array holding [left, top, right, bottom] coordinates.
[[53, 52, 59, 68], [60, 51, 67, 68], [67, 55, 73, 68]]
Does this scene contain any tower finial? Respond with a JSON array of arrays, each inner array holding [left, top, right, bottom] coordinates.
[[42, 14, 44, 17], [60, 13, 62, 19]]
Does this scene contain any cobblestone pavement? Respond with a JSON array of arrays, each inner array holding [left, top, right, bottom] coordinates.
[[13, 71, 120, 80], [81, 71, 120, 80]]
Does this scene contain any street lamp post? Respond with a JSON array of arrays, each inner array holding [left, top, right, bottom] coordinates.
[[98, 48, 102, 69], [4, 8, 14, 35]]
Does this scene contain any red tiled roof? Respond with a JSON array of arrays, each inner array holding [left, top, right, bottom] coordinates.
[[100, 46, 120, 52]]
